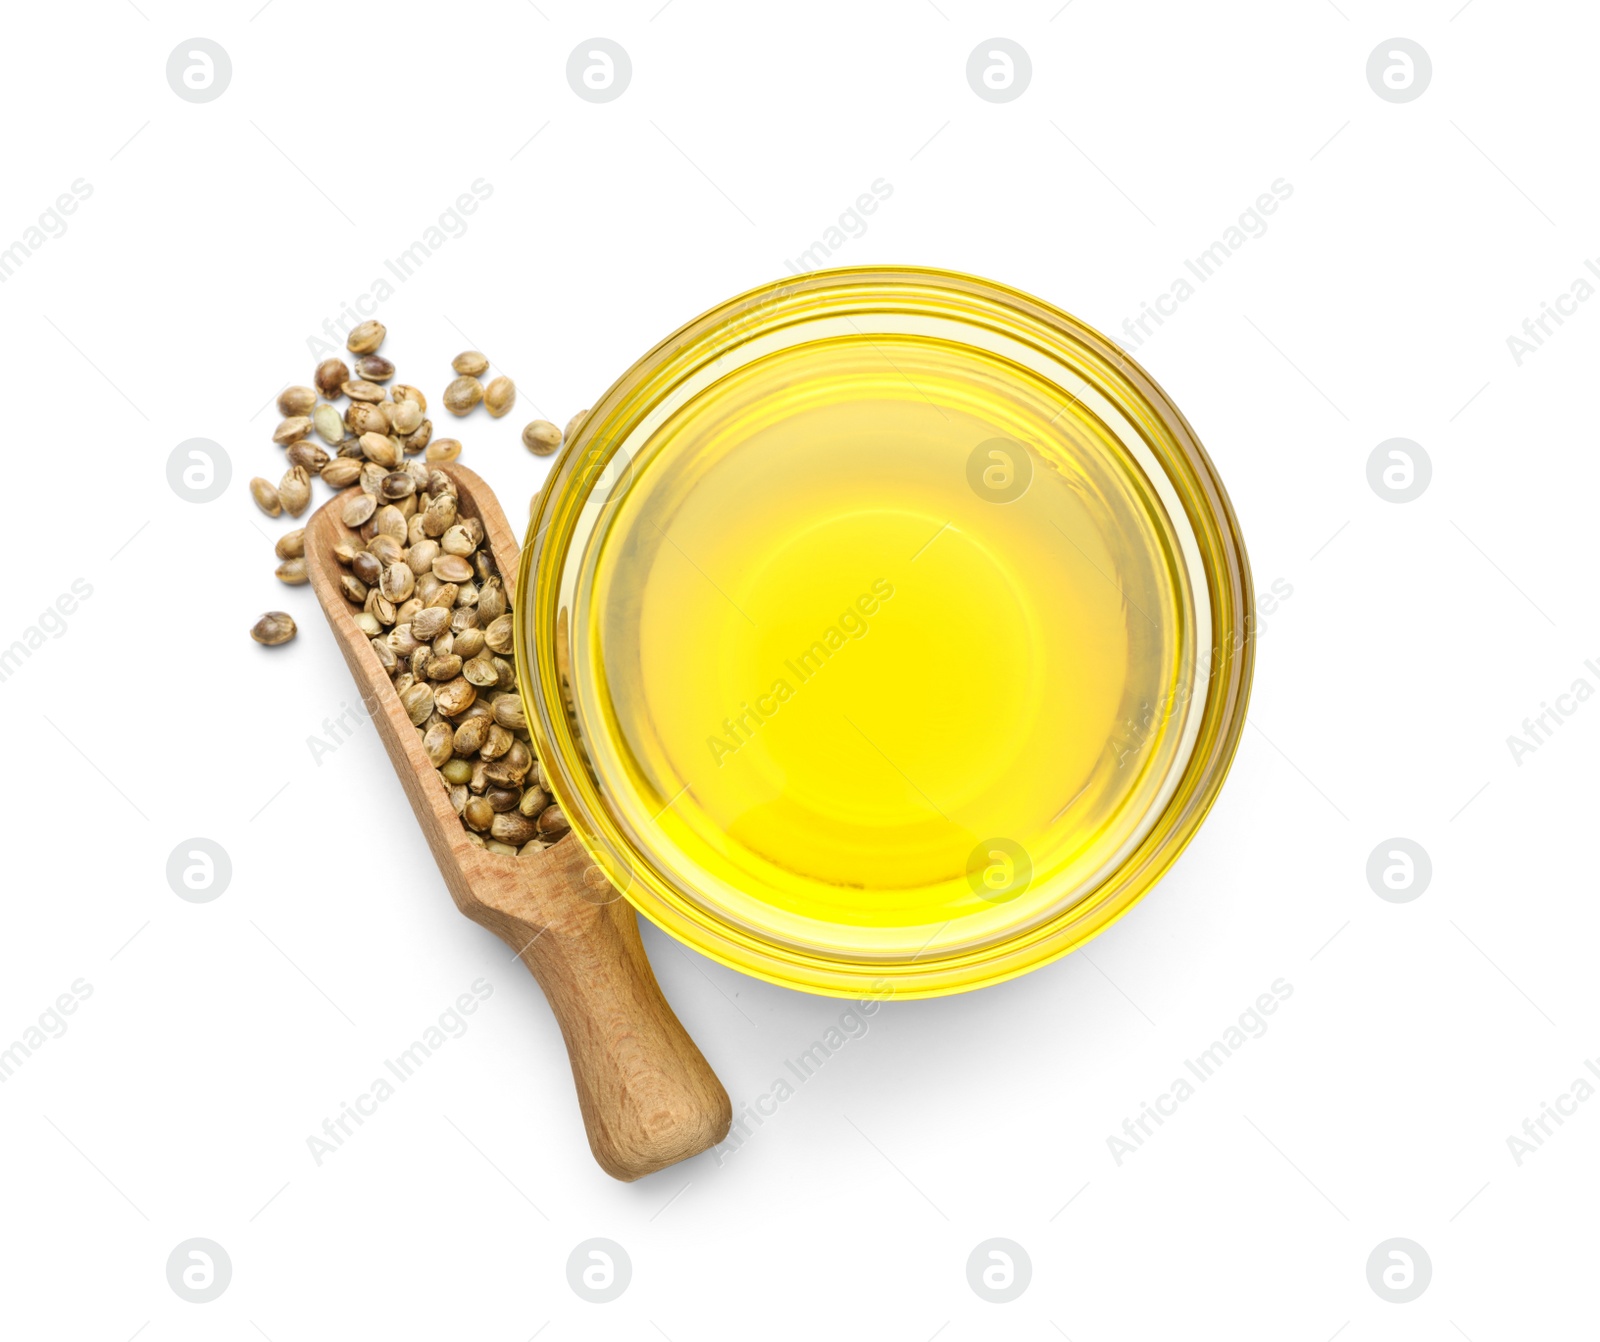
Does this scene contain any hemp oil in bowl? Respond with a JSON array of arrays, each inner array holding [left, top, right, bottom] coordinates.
[[519, 267, 1253, 998]]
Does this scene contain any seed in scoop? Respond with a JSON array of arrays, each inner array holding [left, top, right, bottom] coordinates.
[[435, 677, 476, 716], [401, 419, 433, 454], [379, 563, 416, 602], [491, 812, 538, 845], [379, 471, 415, 501], [342, 492, 378, 526], [421, 493, 457, 537]]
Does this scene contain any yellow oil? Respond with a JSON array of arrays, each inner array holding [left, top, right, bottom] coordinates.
[[575, 333, 1196, 963]]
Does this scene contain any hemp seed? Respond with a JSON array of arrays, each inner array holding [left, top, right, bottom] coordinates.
[[484, 376, 515, 418], [251, 611, 297, 645], [347, 320, 386, 355]]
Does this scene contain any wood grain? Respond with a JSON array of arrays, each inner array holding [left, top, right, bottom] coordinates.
[[305, 464, 730, 1180]]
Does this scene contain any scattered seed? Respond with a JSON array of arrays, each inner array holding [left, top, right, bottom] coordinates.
[[273, 415, 312, 445], [251, 611, 297, 645], [344, 379, 385, 403], [347, 320, 386, 355], [383, 400, 424, 436], [452, 351, 489, 377], [275, 556, 308, 585], [425, 437, 462, 463], [287, 440, 330, 474], [279, 465, 312, 517], [315, 359, 350, 398], [311, 403, 346, 446], [275, 529, 305, 561], [565, 409, 588, 443], [401, 419, 433, 454], [347, 402, 389, 437], [443, 376, 483, 416], [355, 354, 394, 382], [250, 477, 282, 517], [484, 376, 516, 418], [521, 419, 561, 455], [278, 386, 317, 417], [322, 457, 362, 488]]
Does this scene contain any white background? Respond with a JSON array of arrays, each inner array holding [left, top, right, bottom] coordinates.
[[1, 1, 1594, 1337]]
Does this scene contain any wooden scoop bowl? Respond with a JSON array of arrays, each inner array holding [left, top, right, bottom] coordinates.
[[304, 463, 730, 1180]]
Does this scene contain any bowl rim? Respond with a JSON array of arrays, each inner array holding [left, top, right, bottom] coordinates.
[[518, 264, 1255, 999]]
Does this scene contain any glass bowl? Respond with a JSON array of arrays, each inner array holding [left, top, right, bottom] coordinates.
[[518, 266, 1253, 999]]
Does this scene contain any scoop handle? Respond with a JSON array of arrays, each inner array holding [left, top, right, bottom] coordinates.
[[468, 841, 732, 1180]]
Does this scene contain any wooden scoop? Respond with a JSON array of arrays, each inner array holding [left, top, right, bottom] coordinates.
[[305, 463, 731, 1180]]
